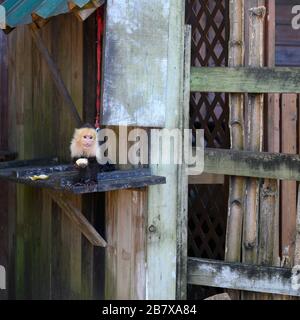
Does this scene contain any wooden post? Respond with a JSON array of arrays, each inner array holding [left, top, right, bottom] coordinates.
[[242, 4, 266, 299], [146, 0, 185, 299], [175, 25, 190, 300], [225, 0, 245, 300], [258, 0, 278, 300], [0, 27, 8, 300]]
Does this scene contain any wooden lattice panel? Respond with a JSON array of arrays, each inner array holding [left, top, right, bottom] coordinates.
[[185, 0, 230, 299]]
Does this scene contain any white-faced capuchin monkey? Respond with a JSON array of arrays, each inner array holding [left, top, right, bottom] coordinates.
[[70, 124, 100, 184], [70, 123, 115, 184]]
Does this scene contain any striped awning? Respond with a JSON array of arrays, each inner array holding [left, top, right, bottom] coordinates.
[[0, 0, 104, 29]]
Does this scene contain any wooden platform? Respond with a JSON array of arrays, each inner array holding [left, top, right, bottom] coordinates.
[[0, 159, 166, 194]]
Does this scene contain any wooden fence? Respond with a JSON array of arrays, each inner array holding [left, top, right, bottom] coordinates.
[[184, 1, 300, 299]]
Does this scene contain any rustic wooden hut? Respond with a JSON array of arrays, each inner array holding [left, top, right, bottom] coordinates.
[[0, 0, 300, 301]]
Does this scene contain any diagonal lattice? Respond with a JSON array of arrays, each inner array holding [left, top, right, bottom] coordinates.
[[185, 0, 230, 300]]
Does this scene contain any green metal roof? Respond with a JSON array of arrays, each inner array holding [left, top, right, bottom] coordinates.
[[1, 0, 102, 29]]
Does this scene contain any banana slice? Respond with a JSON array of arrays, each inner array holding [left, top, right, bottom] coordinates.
[[29, 174, 49, 181]]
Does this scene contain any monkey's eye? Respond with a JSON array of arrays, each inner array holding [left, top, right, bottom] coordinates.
[[83, 135, 87, 139], [89, 136, 93, 139]]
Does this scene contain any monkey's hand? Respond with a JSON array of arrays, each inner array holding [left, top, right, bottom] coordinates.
[[75, 158, 89, 168]]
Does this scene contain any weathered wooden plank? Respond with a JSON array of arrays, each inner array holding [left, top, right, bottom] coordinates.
[[176, 25, 190, 300], [47, 190, 107, 247], [0, 26, 9, 300], [201, 148, 300, 181], [188, 258, 300, 297], [0, 158, 58, 170], [146, 0, 185, 300], [190, 67, 300, 93], [105, 189, 147, 299], [102, 0, 170, 127], [226, 0, 245, 275], [281, 94, 298, 264], [242, 5, 265, 301], [29, 25, 82, 127]]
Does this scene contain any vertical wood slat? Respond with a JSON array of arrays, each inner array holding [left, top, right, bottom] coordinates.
[[225, 0, 245, 261], [281, 94, 297, 265], [258, 0, 278, 300], [176, 25, 190, 300], [146, 0, 185, 300], [242, 2, 266, 300], [105, 189, 147, 300], [225, 0, 245, 301], [0, 28, 8, 300]]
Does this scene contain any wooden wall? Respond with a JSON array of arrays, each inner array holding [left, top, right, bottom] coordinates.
[[0, 14, 105, 300], [275, 0, 300, 66]]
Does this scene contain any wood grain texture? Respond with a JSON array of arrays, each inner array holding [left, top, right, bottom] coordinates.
[[0, 26, 8, 301], [102, 0, 170, 127], [202, 148, 300, 181], [188, 258, 300, 297], [281, 94, 297, 264], [146, 0, 185, 300], [4, 14, 102, 299], [190, 67, 300, 93], [175, 25, 190, 300], [47, 190, 107, 247], [105, 189, 147, 300]]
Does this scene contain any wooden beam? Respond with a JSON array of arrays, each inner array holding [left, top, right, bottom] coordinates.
[[225, 1, 245, 292], [146, 0, 185, 299], [188, 258, 300, 297], [47, 190, 107, 247], [175, 25, 190, 300], [29, 25, 82, 127], [201, 148, 300, 181], [190, 67, 300, 93]]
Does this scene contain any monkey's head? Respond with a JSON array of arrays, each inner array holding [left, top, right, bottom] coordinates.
[[70, 124, 98, 158]]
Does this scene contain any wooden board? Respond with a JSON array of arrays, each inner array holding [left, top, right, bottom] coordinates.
[[0, 25, 8, 300], [146, 0, 185, 299], [188, 258, 300, 297], [191, 67, 300, 93], [281, 94, 298, 263], [200, 148, 300, 181], [101, 0, 170, 127], [0, 164, 166, 194], [105, 189, 147, 299]]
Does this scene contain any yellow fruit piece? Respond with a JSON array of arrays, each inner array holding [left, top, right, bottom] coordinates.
[[29, 174, 49, 181]]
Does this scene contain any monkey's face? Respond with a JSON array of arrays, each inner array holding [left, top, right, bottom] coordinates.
[[74, 128, 97, 150], [81, 133, 96, 149]]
